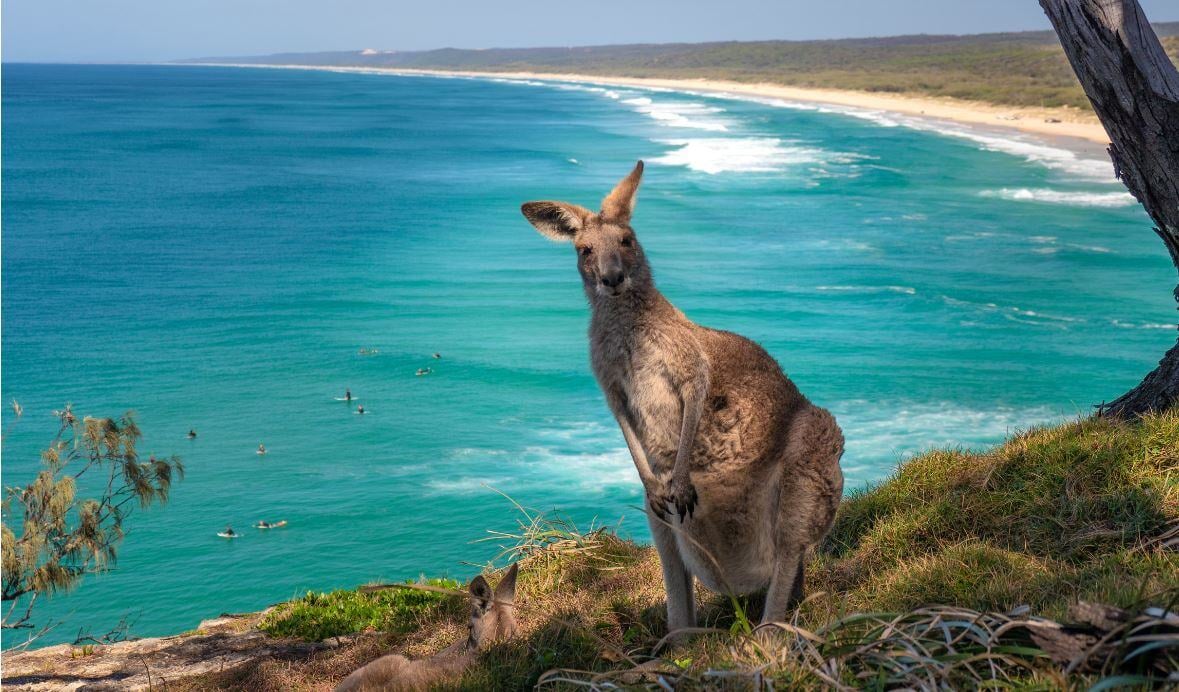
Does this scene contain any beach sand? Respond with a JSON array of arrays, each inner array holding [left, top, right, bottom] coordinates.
[[198, 64, 1110, 148]]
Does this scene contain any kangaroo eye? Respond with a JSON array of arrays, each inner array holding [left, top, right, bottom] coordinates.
[[620, 237, 633, 248], [579, 246, 592, 257]]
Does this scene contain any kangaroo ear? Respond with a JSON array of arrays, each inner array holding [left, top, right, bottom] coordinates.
[[493, 563, 519, 606], [468, 575, 493, 611], [600, 160, 643, 223], [521, 201, 591, 241]]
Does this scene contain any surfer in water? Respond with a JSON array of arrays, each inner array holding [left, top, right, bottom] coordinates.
[[345, 389, 352, 402], [257, 443, 267, 455], [257, 520, 270, 529], [357, 405, 366, 414], [224, 526, 237, 537], [432, 352, 441, 359], [187, 429, 197, 439]]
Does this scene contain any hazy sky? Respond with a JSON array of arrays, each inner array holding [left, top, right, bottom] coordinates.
[[4, 0, 1177, 63]]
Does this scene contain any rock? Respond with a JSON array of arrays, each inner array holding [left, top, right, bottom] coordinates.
[[1, 612, 324, 691]]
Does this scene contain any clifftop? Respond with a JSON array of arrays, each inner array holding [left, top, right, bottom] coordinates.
[[4, 411, 1176, 689]]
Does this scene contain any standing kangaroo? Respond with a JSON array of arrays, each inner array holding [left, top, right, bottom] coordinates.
[[522, 162, 844, 628], [335, 564, 519, 692]]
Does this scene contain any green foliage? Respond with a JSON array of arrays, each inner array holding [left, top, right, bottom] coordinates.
[[208, 23, 1179, 109], [2, 403, 183, 642], [259, 578, 462, 641]]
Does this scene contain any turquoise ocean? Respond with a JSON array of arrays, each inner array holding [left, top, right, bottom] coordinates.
[[2, 64, 1174, 647]]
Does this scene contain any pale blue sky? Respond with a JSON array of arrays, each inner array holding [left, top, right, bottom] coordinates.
[[3, 0, 1177, 63]]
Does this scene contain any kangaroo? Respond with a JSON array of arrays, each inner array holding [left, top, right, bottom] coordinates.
[[521, 162, 844, 628], [335, 564, 519, 692]]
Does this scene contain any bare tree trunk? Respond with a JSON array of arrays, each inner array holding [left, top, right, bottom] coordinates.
[[1040, 0, 1179, 417]]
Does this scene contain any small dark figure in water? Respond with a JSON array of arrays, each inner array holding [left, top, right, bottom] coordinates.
[[433, 352, 442, 359], [224, 526, 237, 537], [345, 389, 352, 402], [188, 429, 197, 439], [357, 405, 366, 414], [257, 521, 270, 529], [257, 443, 267, 455], [416, 367, 433, 377]]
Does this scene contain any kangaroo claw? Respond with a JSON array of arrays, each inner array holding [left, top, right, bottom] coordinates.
[[663, 479, 698, 520], [647, 495, 670, 523]]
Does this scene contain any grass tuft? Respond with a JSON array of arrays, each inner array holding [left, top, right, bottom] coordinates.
[[259, 578, 462, 642]]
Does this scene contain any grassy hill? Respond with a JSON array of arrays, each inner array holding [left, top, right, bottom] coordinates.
[[185, 24, 1179, 109], [175, 411, 1177, 690]]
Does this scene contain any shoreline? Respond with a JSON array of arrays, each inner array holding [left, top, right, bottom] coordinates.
[[184, 63, 1111, 153]]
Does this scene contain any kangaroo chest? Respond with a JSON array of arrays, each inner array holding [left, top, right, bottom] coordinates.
[[591, 327, 684, 467]]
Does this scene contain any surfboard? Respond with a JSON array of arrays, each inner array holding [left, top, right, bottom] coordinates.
[[217, 532, 239, 539], [333, 397, 358, 402], [255, 520, 287, 530]]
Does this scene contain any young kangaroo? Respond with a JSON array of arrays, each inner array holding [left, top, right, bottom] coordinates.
[[335, 564, 519, 692], [522, 162, 844, 628]]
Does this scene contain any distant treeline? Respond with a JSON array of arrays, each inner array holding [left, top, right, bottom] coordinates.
[[183, 24, 1179, 109]]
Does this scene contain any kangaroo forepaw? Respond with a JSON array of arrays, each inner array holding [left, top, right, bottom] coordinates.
[[663, 478, 698, 520]]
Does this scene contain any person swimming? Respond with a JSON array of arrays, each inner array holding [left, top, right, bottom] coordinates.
[[187, 429, 197, 439], [416, 367, 433, 376], [257, 443, 267, 455], [357, 405, 366, 414], [432, 352, 441, 359], [257, 520, 270, 529]]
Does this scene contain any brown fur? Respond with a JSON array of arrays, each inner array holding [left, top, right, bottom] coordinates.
[[522, 162, 844, 628], [334, 564, 519, 691]]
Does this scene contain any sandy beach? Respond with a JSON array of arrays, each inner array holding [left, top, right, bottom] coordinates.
[[197, 64, 1111, 148]]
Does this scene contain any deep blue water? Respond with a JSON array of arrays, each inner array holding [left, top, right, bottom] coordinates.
[[2, 63, 1173, 647]]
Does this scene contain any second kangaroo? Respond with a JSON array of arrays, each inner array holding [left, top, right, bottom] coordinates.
[[522, 162, 844, 628]]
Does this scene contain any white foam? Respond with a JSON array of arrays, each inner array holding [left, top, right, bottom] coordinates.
[[980, 188, 1136, 208], [621, 96, 729, 132], [650, 137, 825, 174]]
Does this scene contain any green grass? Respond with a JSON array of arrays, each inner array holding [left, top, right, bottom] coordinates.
[[258, 577, 463, 641], [812, 412, 1176, 619], [189, 411, 1177, 689]]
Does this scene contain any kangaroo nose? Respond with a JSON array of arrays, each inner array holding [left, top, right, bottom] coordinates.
[[601, 269, 625, 288]]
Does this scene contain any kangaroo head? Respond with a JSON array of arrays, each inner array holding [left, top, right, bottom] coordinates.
[[522, 161, 652, 301], [466, 562, 519, 650]]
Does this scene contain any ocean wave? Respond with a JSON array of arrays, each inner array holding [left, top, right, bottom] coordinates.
[[815, 285, 916, 295], [1111, 319, 1175, 330], [941, 295, 1085, 327], [831, 400, 1063, 484], [980, 187, 1136, 208], [650, 137, 826, 174], [427, 422, 639, 496], [691, 91, 1118, 183], [621, 96, 729, 132]]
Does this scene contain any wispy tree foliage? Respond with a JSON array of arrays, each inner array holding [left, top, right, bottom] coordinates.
[[1, 402, 183, 645]]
